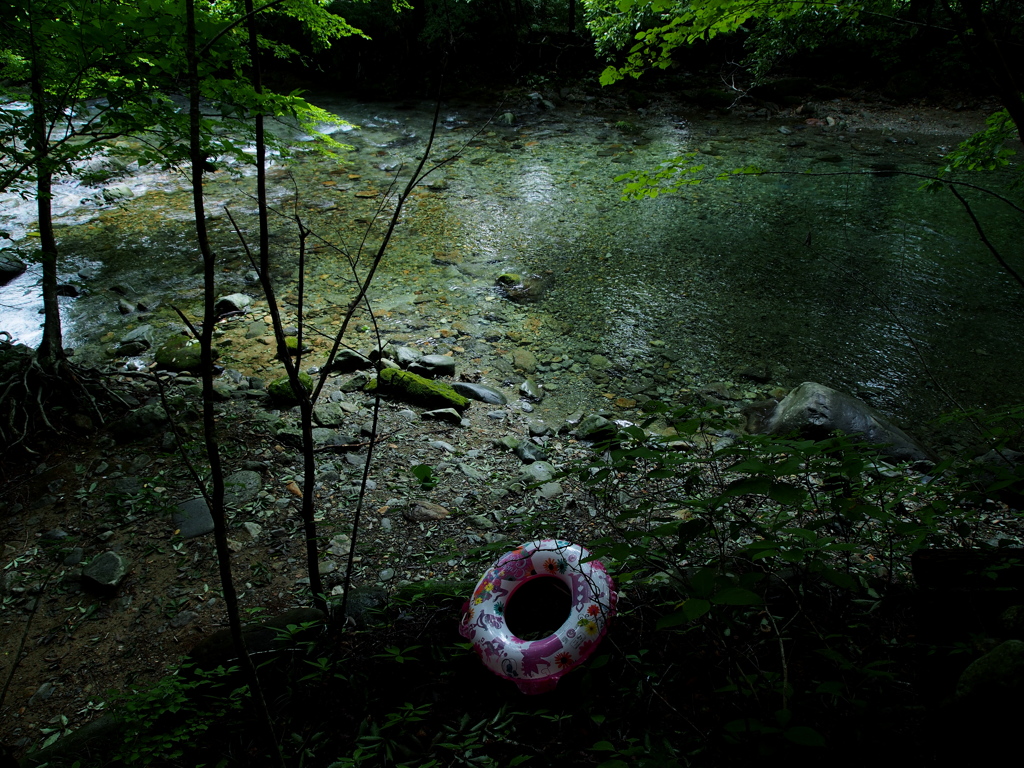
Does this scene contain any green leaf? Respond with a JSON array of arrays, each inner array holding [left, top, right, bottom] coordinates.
[[710, 587, 763, 606], [784, 726, 826, 747], [656, 598, 710, 629]]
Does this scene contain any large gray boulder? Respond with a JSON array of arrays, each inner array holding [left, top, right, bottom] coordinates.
[[759, 382, 931, 464], [956, 639, 1024, 700], [0, 252, 27, 285]]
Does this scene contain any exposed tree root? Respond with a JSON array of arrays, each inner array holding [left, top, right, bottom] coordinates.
[[0, 342, 129, 459]]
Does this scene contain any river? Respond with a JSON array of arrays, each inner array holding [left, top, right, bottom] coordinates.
[[1, 91, 1022, 451]]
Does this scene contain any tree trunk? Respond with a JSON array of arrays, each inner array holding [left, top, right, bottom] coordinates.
[[28, 7, 64, 366], [186, 2, 283, 764]]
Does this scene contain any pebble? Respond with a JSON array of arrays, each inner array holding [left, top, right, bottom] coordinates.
[[459, 463, 487, 481]]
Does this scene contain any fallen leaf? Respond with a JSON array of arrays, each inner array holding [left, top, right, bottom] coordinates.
[[285, 481, 303, 498]]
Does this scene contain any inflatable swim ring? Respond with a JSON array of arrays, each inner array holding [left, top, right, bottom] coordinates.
[[459, 539, 617, 694]]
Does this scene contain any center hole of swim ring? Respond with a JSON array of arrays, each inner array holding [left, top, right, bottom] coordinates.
[[504, 576, 572, 641]]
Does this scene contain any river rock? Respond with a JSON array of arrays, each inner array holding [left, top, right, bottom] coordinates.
[[422, 408, 464, 425], [214, 293, 252, 315], [82, 551, 129, 590], [101, 184, 134, 202], [408, 354, 456, 378], [519, 378, 544, 401], [451, 382, 507, 404], [110, 404, 168, 442], [511, 348, 538, 373], [313, 402, 349, 428], [403, 500, 450, 521], [575, 414, 616, 442], [118, 324, 155, 351], [268, 372, 313, 404], [759, 382, 931, 463], [325, 349, 373, 374], [224, 470, 261, 506], [366, 368, 470, 411], [520, 461, 555, 483], [154, 335, 212, 372], [393, 346, 421, 367], [188, 607, 325, 671], [956, 639, 1024, 700], [0, 253, 27, 284], [172, 497, 214, 539], [515, 441, 548, 464]]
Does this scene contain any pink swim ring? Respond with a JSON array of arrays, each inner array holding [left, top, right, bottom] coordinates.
[[459, 539, 617, 694]]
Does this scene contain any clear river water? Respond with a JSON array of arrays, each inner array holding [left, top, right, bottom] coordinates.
[[1, 93, 1022, 452]]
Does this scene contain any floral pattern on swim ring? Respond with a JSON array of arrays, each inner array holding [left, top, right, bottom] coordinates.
[[459, 539, 617, 694]]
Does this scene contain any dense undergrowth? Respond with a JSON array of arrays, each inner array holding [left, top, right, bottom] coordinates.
[[22, 402, 1024, 768]]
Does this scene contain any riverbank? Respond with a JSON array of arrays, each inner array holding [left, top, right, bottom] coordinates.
[[1, 84, 1020, 761]]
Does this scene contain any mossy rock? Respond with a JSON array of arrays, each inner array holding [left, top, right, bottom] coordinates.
[[154, 335, 216, 372], [366, 368, 470, 412], [268, 372, 313, 404], [495, 273, 521, 287]]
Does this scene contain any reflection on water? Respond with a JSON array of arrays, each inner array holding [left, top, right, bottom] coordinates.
[[1, 96, 1022, 446]]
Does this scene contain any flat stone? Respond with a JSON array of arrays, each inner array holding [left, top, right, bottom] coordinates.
[[403, 500, 450, 521], [172, 497, 215, 539], [245, 321, 266, 339], [422, 408, 463, 425], [408, 354, 456, 378], [575, 414, 617, 442], [459, 463, 487, 480], [224, 470, 261, 506], [452, 382, 508, 404], [170, 610, 197, 629], [118, 324, 155, 349]]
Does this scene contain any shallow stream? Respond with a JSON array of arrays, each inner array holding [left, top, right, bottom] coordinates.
[[2, 93, 1022, 450]]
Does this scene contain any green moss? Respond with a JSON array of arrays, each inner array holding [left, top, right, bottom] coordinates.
[[367, 368, 470, 412], [495, 273, 521, 287], [154, 336, 217, 372], [268, 372, 313, 403]]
